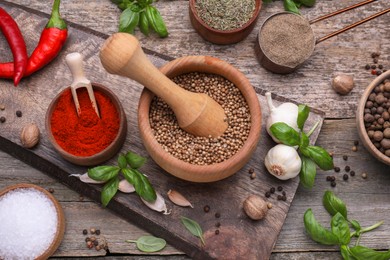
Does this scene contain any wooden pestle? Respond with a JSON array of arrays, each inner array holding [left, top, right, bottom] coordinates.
[[99, 33, 228, 138]]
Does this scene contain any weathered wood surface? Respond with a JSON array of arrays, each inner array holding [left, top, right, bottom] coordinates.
[[0, 2, 325, 260], [0, 0, 389, 259]]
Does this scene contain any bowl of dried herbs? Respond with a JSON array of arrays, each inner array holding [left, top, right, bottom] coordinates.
[[189, 0, 262, 44]]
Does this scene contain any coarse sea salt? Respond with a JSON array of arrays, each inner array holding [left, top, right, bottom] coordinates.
[[0, 188, 58, 260]]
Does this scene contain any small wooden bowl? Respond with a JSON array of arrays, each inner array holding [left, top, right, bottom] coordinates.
[[45, 83, 127, 166], [138, 56, 262, 182], [356, 70, 390, 166], [189, 0, 262, 45], [0, 183, 65, 260]]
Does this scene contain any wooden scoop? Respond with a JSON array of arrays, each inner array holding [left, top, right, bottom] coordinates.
[[99, 33, 228, 138]]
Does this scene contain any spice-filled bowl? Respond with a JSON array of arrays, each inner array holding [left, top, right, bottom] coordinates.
[[357, 70, 390, 166], [255, 12, 316, 74], [138, 56, 262, 183], [189, 0, 262, 44], [0, 183, 65, 260], [45, 83, 127, 166]]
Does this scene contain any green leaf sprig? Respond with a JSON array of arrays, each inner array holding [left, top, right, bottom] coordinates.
[[304, 191, 389, 260], [270, 104, 333, 189], [125, 235, 167, 252], [112, 0, 168, 37], [88, 151, 157, 207], [180, 216, 205, 245], [262, 0, 316, 14]]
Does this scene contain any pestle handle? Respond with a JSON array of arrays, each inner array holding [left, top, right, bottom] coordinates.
[[100, 33, 228, 137]]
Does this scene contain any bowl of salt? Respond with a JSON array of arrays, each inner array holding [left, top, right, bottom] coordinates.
[[0, 183, 65, 259]]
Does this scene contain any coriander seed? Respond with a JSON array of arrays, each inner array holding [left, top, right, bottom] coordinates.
[[352, 146, 358, 152], [90, 228, 96, 234], [0, 104, 4, 110], [362, 173, 368, 179], [250, 173, 256, 179], [267, 203, 273, 209]]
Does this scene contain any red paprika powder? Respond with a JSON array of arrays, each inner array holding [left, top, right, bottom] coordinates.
[[50, 88, 120, 156]]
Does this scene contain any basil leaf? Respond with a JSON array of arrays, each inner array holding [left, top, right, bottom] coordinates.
[[297, 105, 310, 130], [297, 0, 316, 7], [299, 156, 316, 189], [126, 235, 166, 252], [304, 146, 333, 170], [122, 168, 156, 202], [293, 0, 302, 8], [139, 12, 150, 36], [101, 177, 119, 207], [119, 7, 140, 34], [270, 122, 300, 146], [146, 6, 168, 38], [303, 209, 339, 245], [331, 213, 351, 245], [341, 245, 357, 260], [181, 216, 205, 245], [350, 220, 361, 232], [349, 246, 390, 260], [284, 0, 300, 14], [118, 154, 128, 169], [323, 190, 348, 219], [300, 132, 310, 149], [126, 151, 147, 169], [88, 166, 120, 181]]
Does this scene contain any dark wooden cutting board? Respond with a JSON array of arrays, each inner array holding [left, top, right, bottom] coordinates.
[[0, 2, 325, 259]]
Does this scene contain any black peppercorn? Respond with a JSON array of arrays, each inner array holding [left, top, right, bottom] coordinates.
[[373, 58, 378, 64], [94, 240, 99, 246], [277, 195, 283, 200], [83, 229, 88, 235], [343, 174, 349, 181], [326, 176, 332, 181], [376, 70, 382, 76], [282, 195, 287, 201], [371, 65, 377, 69], [85, 237, 90, 242], [350, 171, 355, 176], [343, 155, 348, 161], [15, 110, 22, 117], [330, 176, 336, 182], [215, 230, 220, 235], [365, 64, 371, 70], [270, 187, 275, 194], [354, 140, 359, 146], [282, 191, 286, 196], [265, 191, 271, 198], [95, 230, 101, 235], [203, 205, 210, 213], [277, 186, 283, 191], [331, 181, 337, 187], [215, 212, 221, 218], [345, 166, 350, 172], [215, 222, 221, 228], [0, 117, 5, 123], [48, 188, 54, 193], [334, 167, 340, 172], [378, 64, 383, 69], [248, 168, 254, 174]]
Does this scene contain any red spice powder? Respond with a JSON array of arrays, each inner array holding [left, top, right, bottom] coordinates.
[[50, 88, 120, 157]]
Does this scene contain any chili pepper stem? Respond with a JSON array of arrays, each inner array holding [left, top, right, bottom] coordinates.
[[47, 0, 67, 30]]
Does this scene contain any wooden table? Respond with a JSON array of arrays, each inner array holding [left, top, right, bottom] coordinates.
[[1, 0, 389, 259]]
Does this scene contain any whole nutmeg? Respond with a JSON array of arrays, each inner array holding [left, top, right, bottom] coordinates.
[[332, 74, 354, 95], [20, 123, 40, 148], [243, 195, 268, 220]]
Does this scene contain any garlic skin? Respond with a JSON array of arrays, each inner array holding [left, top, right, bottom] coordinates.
[[265, 92, 299, 143], [264, 144, 302, 180], [69, 173, 106, 184]]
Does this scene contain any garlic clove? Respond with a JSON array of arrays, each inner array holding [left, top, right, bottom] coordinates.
[[141, 192, 171, 215], [264, 144, 302, 180], [265, 92, 299, 143], [167, 189, 193, 208], [69, 173, 107, 184], [118, 179, 135, 193]]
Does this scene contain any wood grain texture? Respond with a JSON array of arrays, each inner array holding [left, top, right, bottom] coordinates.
[[0, 2, 323, 259], [6, 0, 390, 119]]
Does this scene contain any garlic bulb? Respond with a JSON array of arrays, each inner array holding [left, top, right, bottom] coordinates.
[[264, 144, 302, 180], [141, 192, 171, 215], [266, 92, 299, 143]]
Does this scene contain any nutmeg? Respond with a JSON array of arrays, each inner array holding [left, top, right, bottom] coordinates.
[[243, 195, 268, 220], [20, 123, 40, 148], [332, 74, 354, 95]]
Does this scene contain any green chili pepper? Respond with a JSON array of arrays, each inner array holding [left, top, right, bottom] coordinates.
[[145, 6, 168, 38]]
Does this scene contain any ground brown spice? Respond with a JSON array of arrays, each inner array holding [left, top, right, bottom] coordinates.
[[149, 72, 251, 165], [259, 13, 315, 68]]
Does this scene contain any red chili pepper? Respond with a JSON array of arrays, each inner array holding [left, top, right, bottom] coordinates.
[[0, 0, 67, 85], [0, 7, 28, 86]]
